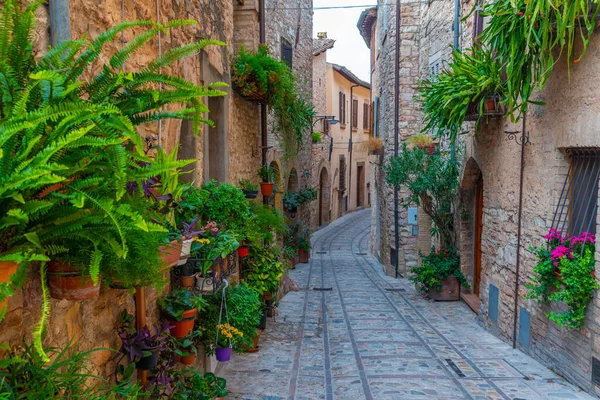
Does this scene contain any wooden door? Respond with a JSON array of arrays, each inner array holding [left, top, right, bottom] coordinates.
[[357, 164, 365, 207], [474, 176, 483, 296]]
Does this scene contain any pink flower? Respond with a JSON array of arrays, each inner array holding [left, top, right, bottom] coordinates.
[[551, 245, 571, 260]]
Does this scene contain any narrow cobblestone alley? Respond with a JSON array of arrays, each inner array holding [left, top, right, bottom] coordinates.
[[217, 210, 594, 400]]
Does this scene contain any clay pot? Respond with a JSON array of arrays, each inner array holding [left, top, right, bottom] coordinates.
[[260, 182, 274, 197], [159, 240, 183, 269], [258, 307, 267, 330], [298, 249, 310, 263], [180, 351, 196, 365], [243, 331, 261, 353], [177, 239, 193, 266], [426, 276, 460, 301], [180, 275, 196, 288], [238, 246, 249, 257], [47, 260, 100, 300], [169, 309, 197, 338], [485, 97, 497, 113], [0, 261, 19, 311]]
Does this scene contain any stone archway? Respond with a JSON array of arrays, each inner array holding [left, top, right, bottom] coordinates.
[[319, 167, 331, 226], [458, 157, 484, 312]]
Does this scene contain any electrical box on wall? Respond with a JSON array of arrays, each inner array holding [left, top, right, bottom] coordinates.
[[408, 207, 418, 225]]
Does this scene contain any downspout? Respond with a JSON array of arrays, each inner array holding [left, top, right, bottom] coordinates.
[[49, 0, 71, 46], [349, 84, 359, 208], [453, 0, 460, 49], [259, 0, 269, 206], [393, 0, 401, 277], [512, 113, 527, 349]]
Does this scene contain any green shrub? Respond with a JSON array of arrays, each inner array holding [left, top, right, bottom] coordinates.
[[410, 247, 468, 292]]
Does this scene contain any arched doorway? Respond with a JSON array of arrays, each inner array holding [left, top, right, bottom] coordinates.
[[332, 168, 339, 220], [459, 158, 484, 312], [319, 167, 331, 226]]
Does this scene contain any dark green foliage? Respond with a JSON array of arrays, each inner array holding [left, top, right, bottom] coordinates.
[[223, 283, 262, 352], [385, 144, 460, 246], [196, 180, 251, 237], [283, 187, 318, 211], [0, 342, 142, 399], [232, 45, 314, 160], [410, 247, 468, 292], [257, 164, 276, 183], [171, 368, 227, 400], [248, 202, 286, 245], [158, 288, 209, 321], [244, 245, 284, 296]]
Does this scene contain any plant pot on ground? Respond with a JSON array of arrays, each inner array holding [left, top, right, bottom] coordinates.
[[243, 330, 261, 353], [258, 306, 268, 330], [298, 249, 310, 263], [47, 260, 101, 300], [410, 247, 468, 302], [158, 288, 208, 338]]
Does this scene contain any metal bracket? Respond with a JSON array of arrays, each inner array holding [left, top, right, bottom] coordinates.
[[504, 130, 531, 145]]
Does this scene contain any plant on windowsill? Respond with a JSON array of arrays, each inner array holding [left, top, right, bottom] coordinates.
[[257, 165, 276, 197], [362, 136, 383, 155], [408, 134, 437, 154], [411, 247, 469, 301], [525, 229, 598, 329]]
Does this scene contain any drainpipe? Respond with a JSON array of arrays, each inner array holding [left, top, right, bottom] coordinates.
[[259, 0, 269, 206], [349, 84, 359, 208], [453, 0, 460, 49], [512, 113, 527, 349], [393, 0, 401, 277], [49, 0, 71, 46]]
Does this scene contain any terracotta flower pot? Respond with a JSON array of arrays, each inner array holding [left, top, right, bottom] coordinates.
[[0, 261, 19, 311], [260, 182, 274, 197], [426, 276, 460, 301], [180, 275, 196, 288], [298, 249, 310, 263], [47, 260, 100, 300], [238, 246, 249, 257], [485, 97, 497, 113], [169, 309, 197, 338], [159, 240, 183, 269], [180, 351, 196, 365], [243, 331, 261, 353]]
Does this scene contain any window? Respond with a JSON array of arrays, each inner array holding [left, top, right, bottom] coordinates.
[[373, 96, 380, 137], [339, 91, 347, 125], [281, 38, 293, 68], [551, 149, 600, 236], [352, 99, 358, 129], [339, 156, 347, 193], [363, 103, 369, 130]]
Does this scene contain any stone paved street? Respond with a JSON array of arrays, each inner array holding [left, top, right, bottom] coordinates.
[[217, 209, 595, 399]]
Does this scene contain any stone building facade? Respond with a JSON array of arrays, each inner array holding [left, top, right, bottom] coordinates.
[[360, 0, 600, 396], [1, 0, 314, 381]]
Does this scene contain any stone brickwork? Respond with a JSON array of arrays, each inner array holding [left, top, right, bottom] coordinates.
[[365, 0, 600, 395]]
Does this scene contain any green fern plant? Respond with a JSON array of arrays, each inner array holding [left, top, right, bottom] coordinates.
[[0, 0, 227, 360]]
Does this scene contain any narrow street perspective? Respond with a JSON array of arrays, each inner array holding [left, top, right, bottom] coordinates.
[[218, 210, 593, 400]]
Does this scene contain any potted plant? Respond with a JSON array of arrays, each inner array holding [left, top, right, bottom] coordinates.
[[171, 368, 228, 399], [46, 260, 101, 301], [410, 247, 469, 301], [238, 244, 249, 258], [244, 246, 284, 300], [282, 245, 299, 269], [117, 311, 169, 371], [312, 131, 323, 143], [297, 238, 311, 263], [158, 288, 209, 338], [283, 192, 301, 217], [171, 329, 202, 366], [408, 134, 436, 154], [362, 136, 384, 155], [178, 217, 202, 267], [257, 165, 276, 197], [215, 323, 243, 362], [239, 179, 259, 199], [189, 222, 240, 279]]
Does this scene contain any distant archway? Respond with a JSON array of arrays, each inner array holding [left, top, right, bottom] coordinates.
[[319, 167, 331, 226], [287, 168, 298, 192], [459, 157, 484, 311], [269, 161, 283, 212]]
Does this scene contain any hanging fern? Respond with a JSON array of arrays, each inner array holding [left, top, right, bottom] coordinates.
[[33, 262, 51, 362]]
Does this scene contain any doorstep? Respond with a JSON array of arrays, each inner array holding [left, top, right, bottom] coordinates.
[[461, 292, 480, 314]]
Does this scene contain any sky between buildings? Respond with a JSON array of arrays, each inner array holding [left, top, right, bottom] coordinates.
[[313, 0, 374, 82]]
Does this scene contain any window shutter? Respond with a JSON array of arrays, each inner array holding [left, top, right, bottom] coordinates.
[[352, 99, 358, 128], [339, 156, 347, 192], [472, 2, 484, 42], [363, 103, 369, 129], [339, 92, 343, 124], [342, 93, 347, 124], [281, 39, 293, 68]]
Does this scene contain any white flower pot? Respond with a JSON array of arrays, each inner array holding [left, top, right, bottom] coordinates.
[[178, 238, 194, 266]]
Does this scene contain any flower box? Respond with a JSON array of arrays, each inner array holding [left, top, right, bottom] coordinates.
[[465, 95, 506, 121], [426, 276, 460, 301]]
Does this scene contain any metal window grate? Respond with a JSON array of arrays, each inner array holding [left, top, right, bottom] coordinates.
[[551, 148, 600, 237]]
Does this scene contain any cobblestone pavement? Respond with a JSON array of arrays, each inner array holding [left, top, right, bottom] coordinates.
[[217, 209, 594, 400]]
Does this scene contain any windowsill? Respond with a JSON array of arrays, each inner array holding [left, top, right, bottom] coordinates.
[[340, 124, 347, 129], [352, 128, 358, 132]]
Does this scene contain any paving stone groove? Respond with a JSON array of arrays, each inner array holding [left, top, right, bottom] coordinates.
[[217, 209, 595, 400]]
